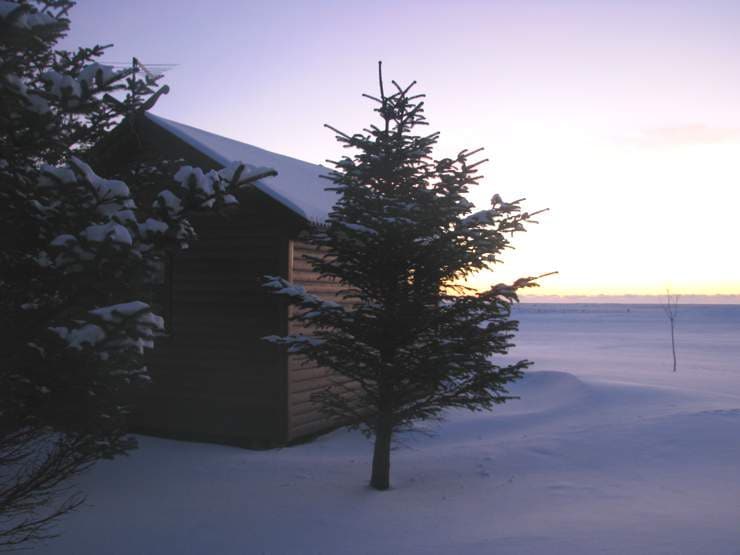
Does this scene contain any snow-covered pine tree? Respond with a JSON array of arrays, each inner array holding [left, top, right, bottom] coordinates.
[[265, 64, 541, 490], [0, 1, 271, 546]]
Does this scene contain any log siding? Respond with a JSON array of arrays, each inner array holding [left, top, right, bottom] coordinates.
[[286, 241, 354, 440]]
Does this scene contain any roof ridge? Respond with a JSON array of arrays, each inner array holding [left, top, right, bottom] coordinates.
[[145, 113, 325, 171]]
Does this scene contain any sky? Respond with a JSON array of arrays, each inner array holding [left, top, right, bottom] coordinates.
[[62, 0, 740, 299]]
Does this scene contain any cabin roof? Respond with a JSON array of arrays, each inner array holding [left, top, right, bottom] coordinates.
[[145, 113, 337, 223]]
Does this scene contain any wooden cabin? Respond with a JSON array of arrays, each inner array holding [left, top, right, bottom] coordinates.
[[93, 112, 342, 447]]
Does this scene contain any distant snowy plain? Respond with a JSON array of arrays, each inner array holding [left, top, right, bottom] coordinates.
[[32, 304, 740, 555]]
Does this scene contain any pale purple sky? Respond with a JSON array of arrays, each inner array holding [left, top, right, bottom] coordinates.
[[64, 1, 740, 296]]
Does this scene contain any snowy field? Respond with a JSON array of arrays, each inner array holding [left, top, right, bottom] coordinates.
[[32, 304, 740, 555]]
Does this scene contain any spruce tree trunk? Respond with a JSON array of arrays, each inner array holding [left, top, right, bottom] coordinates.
[[370, 414, 393, 490]]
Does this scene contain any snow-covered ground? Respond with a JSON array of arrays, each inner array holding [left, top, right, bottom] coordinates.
[[33, 304, 740, 554]]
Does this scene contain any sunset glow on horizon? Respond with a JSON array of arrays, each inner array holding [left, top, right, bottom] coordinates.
[[64, 0, 740, 299]]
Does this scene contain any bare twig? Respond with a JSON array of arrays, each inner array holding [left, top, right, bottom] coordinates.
[[663, 289, 679, 372]]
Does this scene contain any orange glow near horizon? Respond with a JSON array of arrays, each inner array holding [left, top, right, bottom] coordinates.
[[451, 127, 740, 299], [466, 271, 740, 298]]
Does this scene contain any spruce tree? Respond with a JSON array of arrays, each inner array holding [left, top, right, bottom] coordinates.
[[265, 64, 541, 490], [0, 1, 271, 545]]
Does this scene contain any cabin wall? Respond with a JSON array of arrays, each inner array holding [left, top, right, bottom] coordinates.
[[286, 240, 355, 441], [135, 194, 294, 446]]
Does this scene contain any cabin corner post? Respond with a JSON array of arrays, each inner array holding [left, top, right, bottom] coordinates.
[[279, 237, 294, 443]]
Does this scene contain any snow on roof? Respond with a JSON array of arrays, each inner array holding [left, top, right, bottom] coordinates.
[[145, 113, 337, 223]]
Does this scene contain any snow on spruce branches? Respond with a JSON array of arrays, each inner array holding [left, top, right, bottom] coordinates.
[[263, 64, 543, 490], [24, 155, 264, 363]]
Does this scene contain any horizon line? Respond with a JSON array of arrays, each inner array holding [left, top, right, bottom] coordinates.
[[520, 293, 740, 305]]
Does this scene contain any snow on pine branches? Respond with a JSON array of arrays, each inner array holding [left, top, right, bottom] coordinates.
[[3, 105, 269, 408], [263, 64, 543, 490]]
